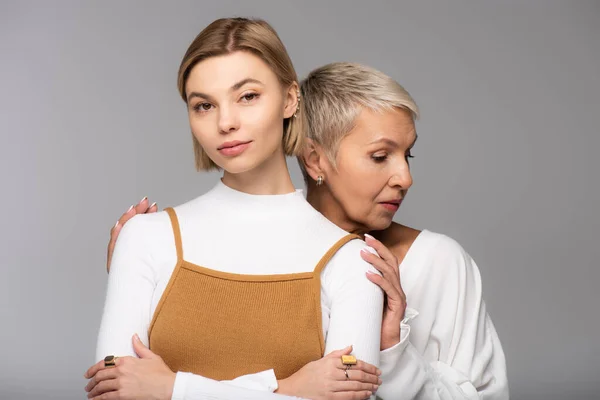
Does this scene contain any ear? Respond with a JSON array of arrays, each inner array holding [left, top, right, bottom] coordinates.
[[283, 81, 299, 119], [300, 138, 329, 182]]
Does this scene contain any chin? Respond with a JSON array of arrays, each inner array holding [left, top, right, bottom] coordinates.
[[214, 156, 261, 174], [366, 216, 394, 232]]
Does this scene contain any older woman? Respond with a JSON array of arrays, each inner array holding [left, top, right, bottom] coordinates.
[[94, 61, 509, 399]]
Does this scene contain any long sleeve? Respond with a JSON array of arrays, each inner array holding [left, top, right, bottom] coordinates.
[[95, 214, 307, 400], [322, 239, 385, 368], [374, 234, 508, 400]]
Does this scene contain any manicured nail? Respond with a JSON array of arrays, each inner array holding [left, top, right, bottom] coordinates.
[[134, 333, 140, 342], [364, 233, 375, 241], [127, 205, 134, 212], [377, 369, 382, 376], [150, 202, 157, 209], [114, 221, 119, 229], [140, 196, 147, 203]]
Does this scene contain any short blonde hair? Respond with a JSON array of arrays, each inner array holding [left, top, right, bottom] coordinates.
[[178, 18, 303, 171], [299, 62, 419, 179]]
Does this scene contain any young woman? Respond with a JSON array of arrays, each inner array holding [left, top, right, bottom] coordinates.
[[84, 19, 387, 400], [96, 62, 509, 400]]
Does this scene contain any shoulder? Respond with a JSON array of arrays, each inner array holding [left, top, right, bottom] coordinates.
[[409, 230, 483, 292], [114, 210, 175, 256]]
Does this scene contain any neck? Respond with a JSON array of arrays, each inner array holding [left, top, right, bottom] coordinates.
[[221, 149, 295, 195], [305, 184, 370, 237]]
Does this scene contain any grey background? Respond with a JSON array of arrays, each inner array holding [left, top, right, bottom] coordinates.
[[1, 1, 598, 399]]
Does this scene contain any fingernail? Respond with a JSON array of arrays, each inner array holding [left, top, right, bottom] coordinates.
[[134, 333, 140, 341], [127, 205, 134, 212], [377, 369, 382, 376], [374, 385, 379, 390], [364, 233, 375, 240], [140, 196, 148, 203], [150, 202, 157, 208], [114, 221, 119, 229]]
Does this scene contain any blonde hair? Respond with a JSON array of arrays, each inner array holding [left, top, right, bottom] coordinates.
[[299, 62, 419, 180], [177, 18, 303, 171]]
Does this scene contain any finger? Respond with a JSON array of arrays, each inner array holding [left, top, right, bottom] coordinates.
[[132, 333, 154, 358], [362, 251, 402, 296], [353, 359, 381, 378], [364, 234, 398, 267], [85, 367, 119, 392], [84, 360, 106, 379], [366, 271, 402, 306], [135, 196, 149, 214], [333, 378, 378, 392], [325, 345, 353, 358], [85, 365, 119, 392], [117, 205, 136, 226], [92, 391, 120, 400], [333, 374, 379, 392], [345, 368, 380, 385], [331, 390, 373, 400], [87, 376, 119, 398], [360, 249, 398, 282], [147, 202, 159, 213], [106, 223, 123, 273]]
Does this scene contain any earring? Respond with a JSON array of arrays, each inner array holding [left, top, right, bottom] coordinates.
[[316, 176, 324, 186]]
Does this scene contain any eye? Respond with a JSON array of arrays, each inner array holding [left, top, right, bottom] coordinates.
[[240, 92, 259, 103], [371, 154, 388, 163], [405, 149, 415, 159], [193, 102, 213, 113]]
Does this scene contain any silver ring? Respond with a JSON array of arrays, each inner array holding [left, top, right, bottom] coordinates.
[[344, 369, 350, 379]]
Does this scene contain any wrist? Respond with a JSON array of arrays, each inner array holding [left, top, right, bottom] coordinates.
[[163, 371, 176, 400], [381, 331, 401, 350], [275, 377, 292, 396]]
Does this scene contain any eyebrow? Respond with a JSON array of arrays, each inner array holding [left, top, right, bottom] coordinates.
[[187, 78, 265, 102], [368, 134, 418, 148]]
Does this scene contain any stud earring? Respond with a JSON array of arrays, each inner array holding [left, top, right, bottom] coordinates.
[[316, 176, 324, 186]]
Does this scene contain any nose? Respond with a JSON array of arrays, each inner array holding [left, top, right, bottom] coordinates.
[[217, 105, 240, 134], [388, 162, 413, 190]]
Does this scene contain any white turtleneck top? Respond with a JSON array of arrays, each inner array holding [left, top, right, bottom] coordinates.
[[96, 180, 384, 399]]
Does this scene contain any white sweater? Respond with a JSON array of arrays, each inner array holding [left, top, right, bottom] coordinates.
[[96, 181, 384, 400], [96, 181, 509, 399]]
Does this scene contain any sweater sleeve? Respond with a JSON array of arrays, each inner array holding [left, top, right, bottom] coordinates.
[[374, 236, 509, 400], [321, 239, 385, 369], [95, 214, 306, 400]]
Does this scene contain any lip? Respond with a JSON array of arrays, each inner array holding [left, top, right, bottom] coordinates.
[[379, 199, 403, 212], [217, 140, 252, 157]]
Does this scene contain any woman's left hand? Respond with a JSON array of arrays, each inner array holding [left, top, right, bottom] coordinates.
[[361, 234, 407, 351], [84, 334, 176, 400]]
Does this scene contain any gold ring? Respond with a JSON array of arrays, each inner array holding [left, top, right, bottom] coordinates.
[[341, 355, 357, 366], [104, 355, 118, 368]]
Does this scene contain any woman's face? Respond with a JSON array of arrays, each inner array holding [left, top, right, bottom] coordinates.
[[185, 51, 296, 174], [321, 107, 417, 232]]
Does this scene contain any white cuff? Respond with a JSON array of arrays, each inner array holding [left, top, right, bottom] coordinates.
[[379, 307, 419, 375], [171, 371, 189, 400], [223, 369, 279, 392]]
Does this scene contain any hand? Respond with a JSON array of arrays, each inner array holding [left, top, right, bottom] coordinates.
[[107, 197, 159, 272], [276, 346, 381, 400], [361, 234, 407, 351], [84, 334, 175, 400]]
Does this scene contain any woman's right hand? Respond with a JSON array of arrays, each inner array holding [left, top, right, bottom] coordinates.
[[276, 346, 380, 400], [107, 197, 159, 273]]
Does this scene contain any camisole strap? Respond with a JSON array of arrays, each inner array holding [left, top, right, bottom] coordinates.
[[314, 233, 360, 275], [164, 207, 183, 262]]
